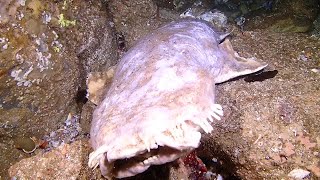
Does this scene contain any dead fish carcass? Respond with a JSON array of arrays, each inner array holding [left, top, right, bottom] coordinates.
[[88, 19, 267, 179]]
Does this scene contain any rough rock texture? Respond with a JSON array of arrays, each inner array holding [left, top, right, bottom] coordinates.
[[79, 101, 95, 135], [153, 0, 197, 11], [244, 0, 319, 32], [0, 0, 81, 136], [312, 14, 320, 38], [108, 0, 167, 48], [0, 0, 117, 178], [0, 0, 80, 177], [8, 140, 85, 179], [198, 29, 320, 179], [66, 0, 118, 73], [156, 0, 319, 33]]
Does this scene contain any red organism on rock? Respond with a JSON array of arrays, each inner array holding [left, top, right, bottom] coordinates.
[[183, 151, 208, 180]]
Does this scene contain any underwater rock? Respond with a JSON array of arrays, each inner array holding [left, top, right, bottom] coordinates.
[[108, 0, 163, 48], [0, 0, 81, 177], [0, 0, 117, 178], [199, 28, 320, 179], [244, 0, 319, 32], [8, 141, 85, 179], [154, 0, 197, 11], [0, 0, 25, 25], [68, 0, 119, 72], [288, 168, 310, 179]]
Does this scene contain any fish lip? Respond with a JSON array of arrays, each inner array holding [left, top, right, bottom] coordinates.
[[89, 143, 191, 178], [88, 124, 200, 178], [109, 146, 191, 178]]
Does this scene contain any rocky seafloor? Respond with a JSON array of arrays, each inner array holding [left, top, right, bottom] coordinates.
[[1, 0, 319, 179]]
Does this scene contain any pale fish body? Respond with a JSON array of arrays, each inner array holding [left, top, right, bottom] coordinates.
[[88, 19, 267, 179]]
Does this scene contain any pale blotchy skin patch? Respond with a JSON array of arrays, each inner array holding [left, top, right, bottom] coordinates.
[[87, 66, 115, 105], [88, 19, 267, 179]]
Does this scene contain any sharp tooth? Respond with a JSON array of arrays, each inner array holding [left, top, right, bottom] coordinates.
[[145, 140, 150, 152], [207, 115, 214, 122], [139, 135, 151, 152], [143, 158, 149, 164], [211, 113, 221, 121], [213, 104, 223, 110], [211, 104, 223, 115], [210, 104, 223, 120], [204, 119, 213, 133], [216, 109, 224, 116], [143, 156, 158, 165], [198, 121, 209, 133], [196, 118, 213, 133]]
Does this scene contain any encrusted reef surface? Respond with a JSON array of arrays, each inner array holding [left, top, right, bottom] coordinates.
[[1, 0, 78, 177], [0, 0, 117, 178], [2, 0, 320, 179], [200, 29, 320, 179]]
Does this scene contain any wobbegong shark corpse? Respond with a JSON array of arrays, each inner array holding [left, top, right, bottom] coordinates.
[[87, 18, 268, 179]]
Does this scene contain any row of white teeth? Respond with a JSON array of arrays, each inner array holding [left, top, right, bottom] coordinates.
[[195, 103, 223, 133], [142, 155, 159, 165], [141, 103, 224, 165], [141, 103, 224, 151], [138, 104, 224, 165], [211, 104, 223, 120]]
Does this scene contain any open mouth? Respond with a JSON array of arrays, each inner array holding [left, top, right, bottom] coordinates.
[[107, 146, 191, 178], [89, 102, 224, 178]]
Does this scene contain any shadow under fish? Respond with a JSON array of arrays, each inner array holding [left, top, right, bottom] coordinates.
[[244, 70, 278, 82]]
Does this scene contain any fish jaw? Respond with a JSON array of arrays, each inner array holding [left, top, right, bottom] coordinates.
[[89, 100, 223, 179], [88, 67, 223, 179]]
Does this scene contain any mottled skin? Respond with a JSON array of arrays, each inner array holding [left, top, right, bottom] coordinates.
[[88, 19, 267, 179]]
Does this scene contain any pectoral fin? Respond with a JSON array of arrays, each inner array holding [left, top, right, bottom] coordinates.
[[215, 39, 268, 84]]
